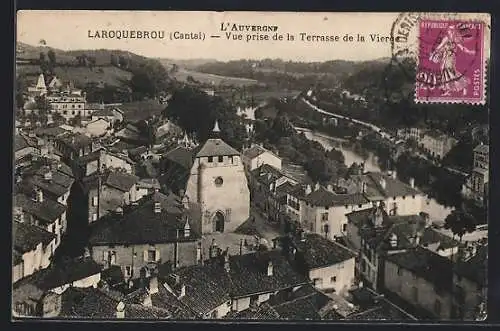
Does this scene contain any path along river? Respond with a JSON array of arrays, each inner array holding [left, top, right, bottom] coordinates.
[[297, 128, 454, 223]]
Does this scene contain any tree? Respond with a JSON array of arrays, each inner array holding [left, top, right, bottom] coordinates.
[[47, 49, 56, 70], [444, 209, 476, 242], [118, 55, 128, 68], [110, 54, 119, 66], [52, 112, 65, 124]]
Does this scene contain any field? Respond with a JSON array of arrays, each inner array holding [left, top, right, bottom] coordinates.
[[16, 64, 133, 88], [118, 100, 166, 123], [171, 68, 259, 87]]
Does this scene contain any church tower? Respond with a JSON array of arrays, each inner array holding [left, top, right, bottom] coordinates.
[[185, 120, 250, 234]]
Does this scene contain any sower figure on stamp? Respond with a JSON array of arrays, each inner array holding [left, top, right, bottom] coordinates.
[[429, 24, 476, 96]]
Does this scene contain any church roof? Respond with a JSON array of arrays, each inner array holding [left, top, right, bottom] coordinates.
[[196, 138, 240, 158]]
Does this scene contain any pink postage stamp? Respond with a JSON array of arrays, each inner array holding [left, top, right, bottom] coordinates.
[[416, 20, 486, 104]]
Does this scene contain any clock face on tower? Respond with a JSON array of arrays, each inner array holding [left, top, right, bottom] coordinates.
[[214, 176, 224, 187]]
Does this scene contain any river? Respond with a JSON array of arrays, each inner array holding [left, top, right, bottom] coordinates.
[[299, 129, 453, 222]]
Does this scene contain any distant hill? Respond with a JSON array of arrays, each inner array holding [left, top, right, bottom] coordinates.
[[156, 58, 218, 70], [16, 42, 168, 89]]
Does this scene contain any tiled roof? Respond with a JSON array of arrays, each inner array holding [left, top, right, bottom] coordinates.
[[196, 138, 240, 157], [386, 247, 453, 290], [454, 245, 487, 286], [57, 132, 92, 150], [159, 152, 192, 194], [164, 146, 194, 170], [275, 182, 297, 198], [14, 193, 66, 225], [225, 302, 280, 319], [366, 172, 421, 198], [347, 287, 417, 320], [13, 221, 56, 254], [92, 109, 116, 117], [151, 285, 198, 319], [228, 250, 309, 298], [174, 263, 233, 316], [33, 126, 67, 138], [173, 250, 308, 315], [137, 178, 161, 190], [14, 135, 30, 152], [13, 257, 101, 292], [101, 266, 124, 287], [59, 287, 172, 319], [243, 145, 268, 159], [105, 172, 138, 192], [473, 144, 489, 154], [29, 167, 74, 197], [269, 284, 341, 320], [88, 192, 201, 245], [292, 233, 356, 270], [304, 187, 369, 208]]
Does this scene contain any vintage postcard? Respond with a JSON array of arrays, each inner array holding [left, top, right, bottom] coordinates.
[[13, 11, 490, 321]]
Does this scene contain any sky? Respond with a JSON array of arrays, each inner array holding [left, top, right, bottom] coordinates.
[[17, 11, 490, 62]]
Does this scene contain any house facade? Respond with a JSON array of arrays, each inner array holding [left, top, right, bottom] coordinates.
[[462, 143, 489, 206], [384, 247, 453, 319], [242, 144, 282, 172], [12, 221, 56, 283]]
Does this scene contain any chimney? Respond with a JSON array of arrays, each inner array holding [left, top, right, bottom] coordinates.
[[267, 260, 273, 276], [197, 242, 202, 264], [142, 293, 152, 307], [409, 178, 415, 189], [379, 178, 387, 190], [179, 284, 186, 298], [44, 171, 53, 181], [314, 183, 321, 191], [305, 185, 312, 195], [36, 188, 44, 203], [224, 252, 230, 273], [183, 218, 191, 237], [148, 276, 159, 295], [327, 184, 333, 192], [116, 301, 125, 319], [154, 201, 161, 213], [115, 207, 123, 215]]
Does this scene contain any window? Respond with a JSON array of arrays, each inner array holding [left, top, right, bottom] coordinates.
[[109, 251, 117, 265], [208, 156, 213, 163], [358, 204, 362, 208], [434, 300, 442, 316], [92, 213, 97, 221], [412, 287, 418, 302], [218, 156, 223, 163], [125, 266, 132, 277], [331, 276, 337, 283], [393, 196, 396, 200], [211, 310, 218, 319], [342, 223, 347, 232], [313, 278, 323, 287], [145, 249, 158, 262], [92, 196, 98, 206], [397, 267, 403, 276], [229, 156, 234, 164], [321, 212, 329, 222], [402, 196, 406, 200], [214, 176, 224, 187]]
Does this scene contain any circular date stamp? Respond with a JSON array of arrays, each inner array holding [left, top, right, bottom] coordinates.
[[391, 13, 487, 105]]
